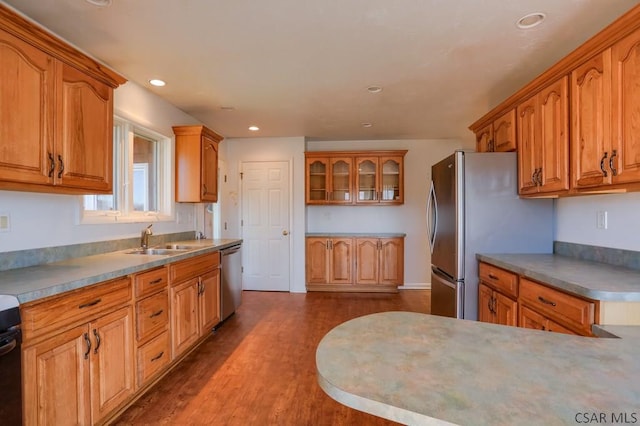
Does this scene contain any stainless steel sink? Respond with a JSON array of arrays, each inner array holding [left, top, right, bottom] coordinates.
[[161, 244, 197, 250], [125, 248, 190, 255]]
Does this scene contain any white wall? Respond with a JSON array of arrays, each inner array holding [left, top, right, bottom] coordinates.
[[306, 139, 473, 286], [0, 81, 202, 253], [555, 192, 640, 251], [222, 137, 306, 293]]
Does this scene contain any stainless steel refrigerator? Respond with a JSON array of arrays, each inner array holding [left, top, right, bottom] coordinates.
[[427, 151, 554, 320]]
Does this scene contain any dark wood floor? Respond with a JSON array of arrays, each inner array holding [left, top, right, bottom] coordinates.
[[114, 290, 430, 425]]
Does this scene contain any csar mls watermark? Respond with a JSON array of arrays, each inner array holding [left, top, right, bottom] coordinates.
[[574, 412, 638, 424]]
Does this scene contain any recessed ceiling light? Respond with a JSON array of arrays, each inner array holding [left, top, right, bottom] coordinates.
[[362, 123, 373, 128], [248, 126, 260, 131], [85, 0, 112, 7], [149, 79, 166, 87], [367, 86, 383, 94], [516, 12, 546, 29]]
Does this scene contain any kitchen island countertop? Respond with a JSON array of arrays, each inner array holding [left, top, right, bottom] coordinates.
[[316, 311, 640, 426], [0, 239, 241, 303]]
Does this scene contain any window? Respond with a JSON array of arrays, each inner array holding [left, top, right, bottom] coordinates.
[[81, 117, 172, 223]]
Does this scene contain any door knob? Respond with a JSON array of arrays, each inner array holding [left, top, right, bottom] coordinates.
[[282, 230, 289, 236]]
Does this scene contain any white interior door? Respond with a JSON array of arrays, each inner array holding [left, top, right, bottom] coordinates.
[[240, 161, 291, 291]]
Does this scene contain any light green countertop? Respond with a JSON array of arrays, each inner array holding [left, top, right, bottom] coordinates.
[[476, 253, 640, 302], [0, 239, 241, 303], [316, 312, 640, 426]]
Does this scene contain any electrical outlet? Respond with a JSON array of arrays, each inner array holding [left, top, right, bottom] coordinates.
[[0, 213, 10, 232], [596, 211, 608, 229]]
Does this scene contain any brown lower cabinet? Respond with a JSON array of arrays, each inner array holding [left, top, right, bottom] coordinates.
[[478, 261, 597, 336], [20, 250, 223, 425], [306, 236, 404, 292], [21, 277, 135, 425]]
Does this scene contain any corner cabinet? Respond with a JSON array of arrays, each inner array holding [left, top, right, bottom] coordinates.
[[306, 235, 404, 292], [173, 125, 224, 203], [305, 150, 407, 205], [0, 5, 125, 195]]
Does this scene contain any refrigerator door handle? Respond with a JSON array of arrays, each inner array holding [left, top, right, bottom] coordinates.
[[426, 181, 438, 254]]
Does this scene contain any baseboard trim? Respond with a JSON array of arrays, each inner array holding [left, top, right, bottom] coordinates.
[[398, 283, 430, 290]]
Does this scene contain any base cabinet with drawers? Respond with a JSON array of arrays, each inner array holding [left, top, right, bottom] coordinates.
[[306, 235, 404, 292], [21, 277, 135, 425], [170, 252, 221, 359], [478, 261, 598, 336]]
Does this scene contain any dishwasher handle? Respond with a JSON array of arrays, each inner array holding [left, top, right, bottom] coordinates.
[[222, 246, 241, 256]]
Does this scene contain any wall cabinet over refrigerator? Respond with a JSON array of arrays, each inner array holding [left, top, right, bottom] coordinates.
[[305, 150, 407, 205]]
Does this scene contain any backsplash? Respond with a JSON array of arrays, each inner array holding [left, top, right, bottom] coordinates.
[[554, 241, 640, 271], [0, 231, 195, 272]]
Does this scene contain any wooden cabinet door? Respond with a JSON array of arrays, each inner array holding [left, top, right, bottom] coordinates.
[[571, 50, 612, 189], [0, 30, 55, 187], [171, 278, 200, 358], [89, 307, 134, 423], [493, 292, 517, 326], [56, 62, 113, 192], [201, 134, 219, 202], [379, 238, 403, 285], [611, 28, 640, 185], [539, 77, 570, 193], [517, 95, 539, 194], [478, 283, 494, 324], [23, 325, 92, 426], [199, 269, 221, 334], [355, 157, 379, 204], [305, 238, 329, 283], [306, 157, 329, 203], [493, 109, 517, 152], [519, 305, 547, 331], [355, 238, 378, 285], [379, 157, 404, 204], [328, 238, 353, 284], [475, 124, 493, 152], [328, 157, 352, 203]]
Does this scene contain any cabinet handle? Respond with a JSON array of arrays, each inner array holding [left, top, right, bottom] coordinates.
[[149, 278, 163, 285], [151, 351, 165, 362], [93, 329, 101, 354], [535, 168, 542, 186], [150, 309, 164, 318], [487, 299, 494, 314], [537, 296, 557, 307], [609, 150, 618, 176], [326, 240, 329, 250], [488, 273, 498, 280], [79, 298, 102, 309], [48, 152, 56, 177], [83, 333, 91, 360], [57, 155, 65, 179], [600, 152, 608, 177], [203, 184, 208, 194]]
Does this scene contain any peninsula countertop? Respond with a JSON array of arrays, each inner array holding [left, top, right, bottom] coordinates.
[[316, 312, 640, 426], [0, 239, 241, 304], [476, 253, 640, 302]]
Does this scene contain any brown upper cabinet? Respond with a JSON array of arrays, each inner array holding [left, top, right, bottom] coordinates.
[[0, 6, 126, 194], [517, 77, 570, 196], [173, 125, 224, 203], [305, 150, 407, 205], [471, 4, 640, 196], [475, 109, 516, 153]]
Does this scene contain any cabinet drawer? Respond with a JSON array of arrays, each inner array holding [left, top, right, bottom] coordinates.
[[137, 330, 170, 387], [519, 278, 594, 333], [170, 252, 220, 284], [134, 266, 168, 299], [22, 276, 131, 342], [136, 290, 169, 343], [479, 263, 518, 298]]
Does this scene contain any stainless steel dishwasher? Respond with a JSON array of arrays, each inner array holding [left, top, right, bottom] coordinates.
[[219, 243, 242, 325]]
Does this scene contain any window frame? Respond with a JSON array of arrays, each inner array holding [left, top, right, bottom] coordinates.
[[80, 116, 174, 224]]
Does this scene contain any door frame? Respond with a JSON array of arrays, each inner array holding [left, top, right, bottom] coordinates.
[[239, 159, 294, 292]]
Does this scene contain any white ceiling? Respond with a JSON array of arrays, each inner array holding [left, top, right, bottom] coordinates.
[[4, 0, 639, 141]]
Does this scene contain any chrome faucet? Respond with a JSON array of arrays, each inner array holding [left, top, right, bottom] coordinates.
[[141, 224, 153, 248]]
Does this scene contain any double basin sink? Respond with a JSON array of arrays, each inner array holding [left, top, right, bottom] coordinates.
[[125, 244, 199, 256]]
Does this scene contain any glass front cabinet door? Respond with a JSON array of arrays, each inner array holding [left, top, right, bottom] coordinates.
[[380, 156, 403, 204], [306, 157, 328, 203], [355, 157, 379, 203], [329, 157, 352, 203]]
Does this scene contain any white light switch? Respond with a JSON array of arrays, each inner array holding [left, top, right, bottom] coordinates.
[[0, 213, 10, 232]]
